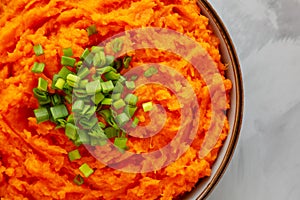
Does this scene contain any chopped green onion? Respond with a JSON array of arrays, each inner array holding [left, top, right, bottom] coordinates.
[[105, 55, 115, 66], [67, 74, 80, 87], [64, 95, 72, 104], [50, 104, 68, 121], [91, 46, 104, 53], [73, 174, 84, 186], [78, 130, 90, 144], [58, 66, 73, 79], [118, 75, 126, 83], [124, 94, 138, 106], [72, 100, 84, 113], [32, 62, 45, 73], [114, 137, 128, 149], [80, 48, 90, 61], [124, 105, 137, 118], [132, 117, 139, 128], [96, 66, 116, 75], [93, 51, 106, 67], [51, 94, 62, 106], [65, 123, 78, 141], [111, 93, 121, 101], [112, 99, 126, 110], [101, 80, 114, 93], [101, 98, 112, 105], [114, 82, 124, 93], [33, 88, 50, 105], [88, 125, 106, 138], [99, 122, 106, 128], [92, 92, 105, 105], [142, 101, 153, 112], [123, 56, 132, 69], [125, 81, 135, 90], [61, 56, 76, 67], [86, 25, 97, 36], [54, 78, 66, 90], [79, 163, 94, 178], [86, 80, 101, 95], [115, 113, 129, 127], [37, 77, 48, 92], [104, 71, 120, 80], [104, 127, 118, 138], [68, 149, 81, 162], [33, 44, 44, 56], [130, 75, 138, 81], [34, 107, 49, 123], [63, 47, 73, 57], [111, 38, 123, 53], [144, 66, 158, 78], [77, 67, 90, 79], [79, 79, 89, 88], [79, 117, 98, 129], [67, 114, 74, 124]]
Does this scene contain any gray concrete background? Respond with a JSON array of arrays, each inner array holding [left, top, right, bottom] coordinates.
[[207, 0, 300, 199]]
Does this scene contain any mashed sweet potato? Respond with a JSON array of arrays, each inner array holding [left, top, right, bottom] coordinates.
[[0, 0, 232, 199]]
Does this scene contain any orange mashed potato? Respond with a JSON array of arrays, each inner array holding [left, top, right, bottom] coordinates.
[[0, 0, 232, 199]]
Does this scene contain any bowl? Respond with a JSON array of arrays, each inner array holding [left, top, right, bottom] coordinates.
[[183, 1, 244, 199]]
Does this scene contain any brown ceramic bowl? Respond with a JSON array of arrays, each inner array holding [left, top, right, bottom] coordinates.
[[183, 1, 244, 199]]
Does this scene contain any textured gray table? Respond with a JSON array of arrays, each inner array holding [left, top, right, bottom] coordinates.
[[207, 0, 300, 200]]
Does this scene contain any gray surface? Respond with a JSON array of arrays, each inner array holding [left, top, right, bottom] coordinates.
[[207, 0, 300, 200]]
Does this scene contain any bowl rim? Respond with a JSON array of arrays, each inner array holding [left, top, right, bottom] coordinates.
[[194, 1, 244, 199]]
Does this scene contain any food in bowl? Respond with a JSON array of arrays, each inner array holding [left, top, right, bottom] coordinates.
[[0, 0, 232, 199]]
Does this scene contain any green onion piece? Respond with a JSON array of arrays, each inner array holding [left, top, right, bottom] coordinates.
[[93, 51, 106, 67], [144, 66, 158, 78], [101, 98, 112, 105], [114, 137, 128, 149], [72, 100, 84, 113], [123, 56, 132, 69], [33, 44, 44, 56], [81, 105, 91, 115], [63, 47, 73, 57], [73, 174, 84, 186], [115, 113, 129, 127], [91, 46, 104, 53], [77, 67, 90, 79], [86, 25, 97, 36], [65, 123, 78, 141], [132, 117, 139, 128], [79, 79, 89, 88], [50, 104, 68, 121], [32, 62, 45, 73], [61, 56, 76, 67], [105, 55, 115, 66], [67, 114, 74, 124], [37, 77, 48, 92], [101, 80, 114, 93], [104, 127, 118, 138], [86, 80, 101, 95], [58, 66, 73, 79], [124, 105, 137, 118], [111, 38, 123, 53], [96, 66, 116, 75], [79, 117, 98, 129], [111, 93, 121, 101], [98, 122, 106, 128], [54, 78, 66, 90], [51, 94, 62, 106], [118, 75, 126, 83], [68, 149, 81, 162], [88, 125, 106, 139], [79, 163, 94, 178], [114, 82, 124, 93], [112, 99, 126, 110], [33, 88, 50, 105], [67, 74, 80, 87], [142, 101, 153, 112], [92, 92, 105, 105], [64, 95, 72, 104], [125, 81, 135, 90], [131, 75, 138, 81], [104, 71, 120, 80], [34, 107, 49, 123], [78, 130, 90, 144], [80, 48, 90, 61], [124, 94, 138, 106]]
